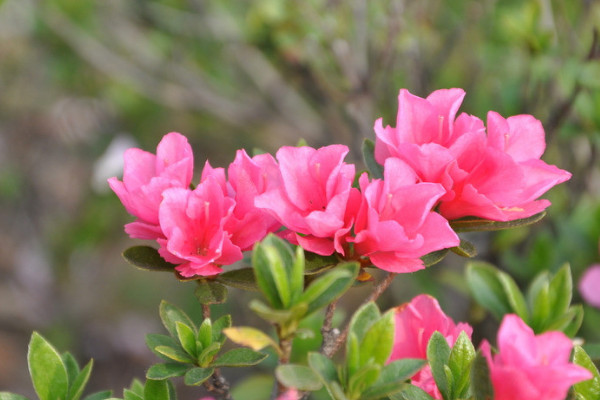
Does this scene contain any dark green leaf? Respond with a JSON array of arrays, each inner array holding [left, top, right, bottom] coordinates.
[[362, 360, 426, 399], [68, 360, 93, 400], [198, 342, 221, 367], [391, 384, 435, 400], [304, 252, 338, 275], [547, 305, 583, 335], [154, 345, 195, 363], [362, 138, 384, 179], [531, 280, 551, 332], [450, 211, 545, 232], [582, 343, 600, 361], [146, 363, 189, 380], [359, 310, 395, 367], [216, 268, 259, 291], [421, 249, 450, 267], [253, 236, 285, 308], [122, 246, 176, 272], [211, 314, 232, 345], [347, 364, 381, 397], [146, 334, 181, 361], [275, 365, 323, 391], [28, 332, 69, 400], [497, 271, 529, 322], [573, 346, 600, 399], [175, 322, 197, 358], [197, 318, 213, 350], [144, 379, 173, 400], [184, 367, 214, 386], [451, 239, 478, 258], [159, 301, 196, 338], [82, 391, 112, 400], [470, 351, 494, 400], [290, 245, 305, 304], [308, 352, 339, 384], [548, 264, 573, 318], [194, 281, 227, 305], [426, 331, 451, 400], [213, 348, 268, 367], [62, 353, 80, 387], [466, 262, 512, 320]]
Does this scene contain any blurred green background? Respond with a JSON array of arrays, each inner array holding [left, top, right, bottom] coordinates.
[[1, 0, 600, 398]]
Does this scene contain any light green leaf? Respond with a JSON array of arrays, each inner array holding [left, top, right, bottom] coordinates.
[[573, 346, 600, 399], [308, 352, 339, 383], [466, 262, 512, 320], [184, 367, 214, 386], [28, 332, 69, 400], [253, 237, 285, 308], [548, 264, 572, 318], [216, 268, 259, 291], [289, 245, 305, 304], [197, 318, 213, 350], [426, 331, 451, 400], [391, 384, 435, 400], [194, 281, 227, 305], [62, 352, 80, 387], [146, 363, 189, 380], [82, 391, 112, 400], [230, 375, 273, 400], [159, 301, 196, 338], [0, 393, 31, 400], [123, 389, 143, 400], [68, 359, 93, 400], [346, 332, 361, 378], [348, 302, 381, 344], [146, 334, 181, 362], [198, 342, 221, 367], [275, 365, 323, 391], [299, 262, 358, 316], [497, 270, 529, 322], [212, 348, 268, 367], [154, 345, 195, 363], [359, 310, 395, 367], [531, 281, 551, 332], [211, 314, 232, 345], [175, 322, 197, 358], [347, 364, 381, 397], [122, 246, 176, 272], [362, 359, 426, 399], [249, 299, 296, 324], [448, 331, 475, 398], [128, 379, 144, 396]]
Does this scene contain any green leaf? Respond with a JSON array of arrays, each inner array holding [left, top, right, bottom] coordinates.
[[159, 301, 196, 338], [547, 305, 583, 335], [212, 348, 268, 367], [426, 331, 451, 400], [470, 351, 493, 400], [448, 331, 475, 398], [450, 211, 545, 232], [290, 245, 305, 304], [0, 393, 31, 400], [348, 302, 381, 344], [582, 343, 600, 361], [466, 262, 512, 320], [362, 138, 383, 179], [144, 379, 173, 400], [62, 352, 80, 387], [197, 318, 213, 350], [82, 391, 112, 400], [68, 360, 93, 400], [211, 314, 232, 345], [253, 236, 286, 308], [223, 327, 280, 354], [573, 346, 600, 399], [154, 345, 195, 363], [230, 375, 273, 400], [531, 280, 551, 332], [198, 342, 221, 367], [304, 252, 339, 275], [28, 332, 69, 400], [216, 268, 259, 291], [391, 384, 435, 400], [346, 332, 361, 378], [123, 389, 143, 400], [421, 249, 450, 267], [184, 367, 214, 386], [175, 322, 197, 358], [249, 299, 297, 324], [146, 363, 189, 380], [146, 334, 181, 361], [359, 310, 395, 367], [194, 281, 227, 305], [362, 359, 426, 399], [347, 364, 381, 397], [128, 379, 144, 396], [299, 262, 359, 316], [548, 264, 573, 318], [122, 246, 176, 272], [308, 352, 339, 383], [275, 365, 323, 391], [497, 271, 529, 322], [451, 239, 478, 258]]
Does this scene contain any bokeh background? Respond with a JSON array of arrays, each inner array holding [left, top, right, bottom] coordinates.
[[1, 0, 600, 398]]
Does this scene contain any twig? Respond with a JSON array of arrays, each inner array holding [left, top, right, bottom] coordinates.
[[319, 300, 339, 355], [323, 272, 396, 358], [203, 368, 233, 400]]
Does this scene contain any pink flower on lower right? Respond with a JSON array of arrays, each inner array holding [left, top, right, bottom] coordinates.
[[481, 314, 592, 400]]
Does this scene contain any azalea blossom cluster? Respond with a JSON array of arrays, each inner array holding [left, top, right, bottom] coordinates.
[[388, 295, 591, 400], [109, 88, 570, 278]]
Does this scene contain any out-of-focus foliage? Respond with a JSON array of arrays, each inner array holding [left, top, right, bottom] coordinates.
[[1, 0, 599, 397]]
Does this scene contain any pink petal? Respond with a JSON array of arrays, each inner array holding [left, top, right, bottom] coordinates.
[[579, 265, 600, 308]]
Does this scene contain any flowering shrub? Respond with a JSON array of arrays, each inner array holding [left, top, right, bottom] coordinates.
[[3, 88, 599, 400]]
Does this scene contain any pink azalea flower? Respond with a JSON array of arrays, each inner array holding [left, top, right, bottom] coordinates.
[[108, 132, 194, 240], [579, 264, 600, 308], [482, 314, 592, 400], [351, 158, 459, 273], [157, 175, 241, 277], [374, 89, 571, 221], [388, 294, 472, 399], [255, 145, 360, 256]]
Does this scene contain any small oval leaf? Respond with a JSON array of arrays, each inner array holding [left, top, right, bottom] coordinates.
[[122, 246, 176, 272]]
